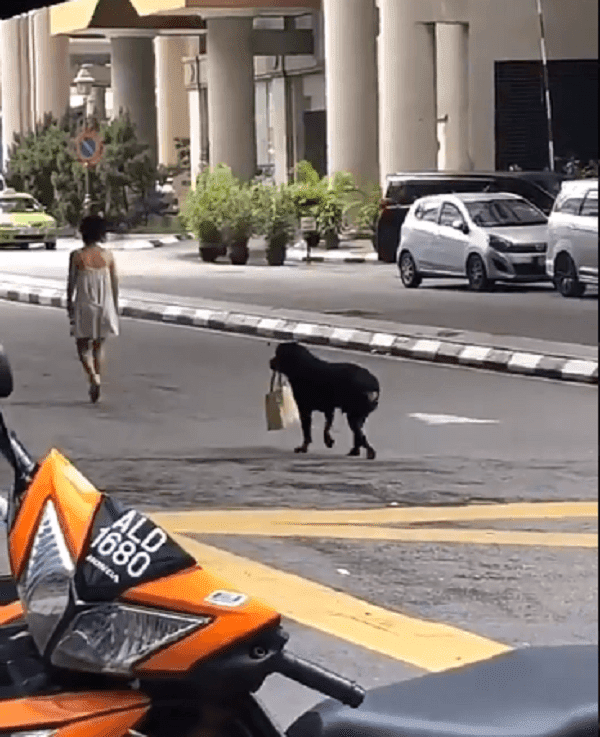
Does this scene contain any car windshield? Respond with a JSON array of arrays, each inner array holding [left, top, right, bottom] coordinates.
[[0, 197, 43, 214], [465, 199, 547, 227]]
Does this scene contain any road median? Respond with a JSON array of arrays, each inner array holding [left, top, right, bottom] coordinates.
[[0, 275, 596, 385]]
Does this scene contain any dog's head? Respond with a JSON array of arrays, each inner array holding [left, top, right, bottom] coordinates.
[[270, 342, 308, 376]]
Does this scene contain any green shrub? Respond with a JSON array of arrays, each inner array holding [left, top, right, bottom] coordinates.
[[4, 112, 158, 228]]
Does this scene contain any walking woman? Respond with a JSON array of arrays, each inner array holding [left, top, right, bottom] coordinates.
[[67, 214, 119, 403]]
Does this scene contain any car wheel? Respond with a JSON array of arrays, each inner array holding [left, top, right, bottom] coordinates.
[[399, 251, 422, 288], [45, 241, 57, 251], [554, 255, 586, 298], [18, 243, 29, 251], [467, 254, 493, 292]]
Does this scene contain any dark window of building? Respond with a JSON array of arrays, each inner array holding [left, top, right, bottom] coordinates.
[[495, 60, 598, 172]]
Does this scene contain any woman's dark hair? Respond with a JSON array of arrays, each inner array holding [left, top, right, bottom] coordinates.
[[79, 214, 107, 245]]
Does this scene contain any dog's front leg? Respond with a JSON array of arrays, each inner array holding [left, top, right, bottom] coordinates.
[[295, 407, 313, 454], [324, 408, 335, 448]]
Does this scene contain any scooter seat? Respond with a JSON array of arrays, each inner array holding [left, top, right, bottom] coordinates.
[[287, 645, 598, 737]]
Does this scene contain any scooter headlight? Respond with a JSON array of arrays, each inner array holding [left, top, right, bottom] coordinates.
[[17, 499, 74, 655], [51, 603, 212, 675]]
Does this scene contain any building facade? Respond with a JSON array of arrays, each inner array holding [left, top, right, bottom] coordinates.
[[0, 0, 598, 186]]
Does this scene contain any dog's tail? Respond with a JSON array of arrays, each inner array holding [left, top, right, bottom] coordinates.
[[367, 390, 380, 411]]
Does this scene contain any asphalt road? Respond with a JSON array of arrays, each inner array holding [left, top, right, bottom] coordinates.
[[0, 241, 597, 346], [0, 300, 597, 727]]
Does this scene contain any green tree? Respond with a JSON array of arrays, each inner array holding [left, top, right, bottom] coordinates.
[[4, 112, 157, 228], [4, 113, 84, 224], [93, 113, 156, 225]]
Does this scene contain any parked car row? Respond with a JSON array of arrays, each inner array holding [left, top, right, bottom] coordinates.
[[376, 170, 565, 263], [395, 178, 598, 298]]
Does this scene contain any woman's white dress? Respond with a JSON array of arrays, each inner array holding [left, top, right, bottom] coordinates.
[[72, 250, 119, 339]]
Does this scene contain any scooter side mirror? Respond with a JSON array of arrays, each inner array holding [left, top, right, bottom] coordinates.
[[0, 346, 13, 399]]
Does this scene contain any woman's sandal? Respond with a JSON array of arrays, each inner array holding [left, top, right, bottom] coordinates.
[[89, 378, 101, 404]]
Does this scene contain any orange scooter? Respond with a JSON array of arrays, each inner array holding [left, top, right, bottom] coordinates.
[[0, 345, 596, 737]]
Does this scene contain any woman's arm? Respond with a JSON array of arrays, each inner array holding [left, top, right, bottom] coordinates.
[[108, 251, 119, 310], [67, 251, 78, 318]]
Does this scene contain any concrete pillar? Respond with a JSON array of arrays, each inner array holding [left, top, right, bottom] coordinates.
[[111, 37, 158, 165], [436, 23, 470, 171], [206, 17, 255, 181], [323, 0, 379, 186], [0, 17, 24, 162], [31, 7, 70, 125], [155, 36, 190, 168], [270, 77, 288, 184], [184, 48, 208, 185], [378, 0, 437, 178], [18, 15, 32, 135]]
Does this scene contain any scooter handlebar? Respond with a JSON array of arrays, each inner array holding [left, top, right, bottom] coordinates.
[[276, 651, 365, 708]]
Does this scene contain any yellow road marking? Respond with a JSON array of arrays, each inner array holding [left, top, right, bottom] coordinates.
[[154, 501, 597, 528], [153, 501, 598, 549], [173, 533, 512, 673], [177, 525, 596, 548]]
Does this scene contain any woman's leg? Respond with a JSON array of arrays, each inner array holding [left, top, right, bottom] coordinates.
[[92, 339, 105, 382], [76, 338, 96, 383]]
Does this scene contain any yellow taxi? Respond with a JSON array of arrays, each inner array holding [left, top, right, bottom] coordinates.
[[0, 189, 58, 250]]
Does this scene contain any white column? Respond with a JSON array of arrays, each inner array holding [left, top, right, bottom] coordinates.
[[206, 17, 255, 181], [436, 23, 470, 171], [18, 15, 32, 135], [270, 76, 288, 184], [378, 0, 437, 178], [111, 36, 158, 165], [323, 0, 379, 186], [0, 17, 24, 163], [31, 7, 70, 125], [155, 36, 190, 168]]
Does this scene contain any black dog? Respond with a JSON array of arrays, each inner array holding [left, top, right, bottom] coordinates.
[[270, 342, 380, 460]]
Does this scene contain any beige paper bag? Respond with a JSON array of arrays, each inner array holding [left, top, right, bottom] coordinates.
[[266, 373, 300, 431]]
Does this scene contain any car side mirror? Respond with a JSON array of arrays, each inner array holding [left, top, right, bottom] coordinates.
[[0, 346, 13, 398], [452, 219, 469, 235]]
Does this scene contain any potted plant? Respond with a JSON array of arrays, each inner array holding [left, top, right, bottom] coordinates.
[[181, 164, 234, 262], [355, 182, 383, 252], [318, 170, 359, 249], [226, 183, 254, 265], [255, 184, 297, 266]]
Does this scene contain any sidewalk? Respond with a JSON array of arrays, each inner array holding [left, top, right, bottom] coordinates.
[[0, 272, 596, 385], [59, 230, 379, 262]]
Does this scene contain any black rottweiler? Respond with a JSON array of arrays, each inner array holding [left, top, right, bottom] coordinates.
[[270, 342, 380, 459]]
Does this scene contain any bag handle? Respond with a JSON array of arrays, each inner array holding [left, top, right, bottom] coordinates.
[[270, 371, 283, 392]]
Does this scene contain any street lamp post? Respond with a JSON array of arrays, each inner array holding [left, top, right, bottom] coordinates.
[[535, 0, 555, 172], [74, 65, 97, 211]]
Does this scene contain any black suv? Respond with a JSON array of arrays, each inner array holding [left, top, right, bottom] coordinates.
[[375, 171, 564, 262]]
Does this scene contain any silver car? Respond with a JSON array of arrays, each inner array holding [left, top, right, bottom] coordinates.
[[397, 193, 549, 291], [546, 179, 598, 297]]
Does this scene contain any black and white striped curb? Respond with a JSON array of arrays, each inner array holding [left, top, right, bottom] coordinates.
[[1, 281, 596, 385]]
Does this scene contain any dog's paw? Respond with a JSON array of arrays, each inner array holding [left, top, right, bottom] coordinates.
[[295, 446, 309, 454], [324, 435, 335, 449], [367, 448, 377, 460], [347, 448, 361, 457]]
